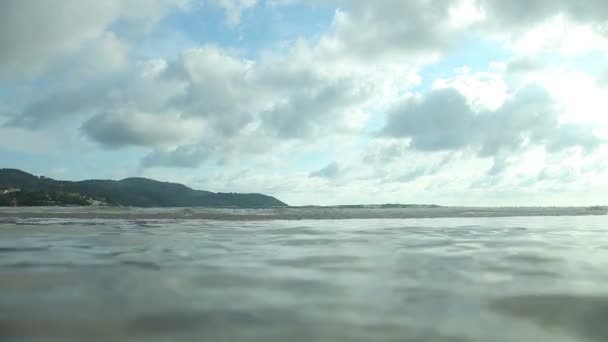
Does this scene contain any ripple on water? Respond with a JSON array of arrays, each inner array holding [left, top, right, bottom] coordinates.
[[0, 246, 49, 253], [276, 237, 340, 246], [120, 260, 162, 270], [269, 254, 364, 268], [127, 309, 265, 333], [490, 294, 608, 342], [1, 214, 607, 341], [503, 253, 563, 264]]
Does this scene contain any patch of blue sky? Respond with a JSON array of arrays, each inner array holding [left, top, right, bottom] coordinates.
[[111, 21, 196, 61], [68, 148, 146, 179], [0, 146, 146, 181], [416, 36, 512, 92], [363, 111, 387, 134], [361, 38, 512, 143], [0, 150, 57, 177], [0, 79, 51, 119], [0, 82, 22, 114], [292, 133, 378, 172], [121, 1, 335, 61], [563, 52, 606, 74], [295, 149, 334, 171]]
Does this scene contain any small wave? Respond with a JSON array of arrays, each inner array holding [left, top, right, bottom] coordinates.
[[120, 260, 162, 270], [1, 206, 607, 221], [0, 246, 49, 253]]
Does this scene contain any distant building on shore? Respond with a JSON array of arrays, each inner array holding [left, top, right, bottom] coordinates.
[[9, 198, 18, 207], [1, 188, 21, 195]]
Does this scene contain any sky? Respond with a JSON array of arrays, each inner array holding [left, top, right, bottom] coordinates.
[[1, 0, 607, 206]]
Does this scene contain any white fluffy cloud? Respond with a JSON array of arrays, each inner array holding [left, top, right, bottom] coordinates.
[[382, 83, 600, 155], [73, 43, 374, 157], [3, 0, 608, 205]]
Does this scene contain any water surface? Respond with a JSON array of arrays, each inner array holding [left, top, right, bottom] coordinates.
[[1, 209, 607, 341]]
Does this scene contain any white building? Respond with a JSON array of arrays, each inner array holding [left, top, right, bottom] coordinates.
[[1, 188, 21, 195]]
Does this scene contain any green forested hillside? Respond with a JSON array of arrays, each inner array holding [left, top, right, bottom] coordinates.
[[0, 169, 287, 208]]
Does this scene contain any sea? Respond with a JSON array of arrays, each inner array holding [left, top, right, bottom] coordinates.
[[0, 206, 607, 342]]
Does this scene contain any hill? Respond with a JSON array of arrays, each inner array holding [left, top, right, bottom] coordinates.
[[0, 169, 287, 208]]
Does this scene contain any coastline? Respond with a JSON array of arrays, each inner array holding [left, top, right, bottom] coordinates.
[[0, 206, 606, 221]]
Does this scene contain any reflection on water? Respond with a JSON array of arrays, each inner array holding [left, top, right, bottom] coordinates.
[[0, 213, 607, 341]]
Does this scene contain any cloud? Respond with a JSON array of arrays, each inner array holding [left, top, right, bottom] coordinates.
[[479, 0, 608, 27], [0, 0, 117, 78], [309, 162, 342, 179], [601, 70, 608, 87], [63, 41, 375, 167], [504, 56, 544, 74], [141, 145, 212, 168], [5, 0, 461, 168], [76, 32, 131, 76], [164, 46, 263, 137], [469, 1, 608, 58], [7, 82, 114, 129], [261, 80, 369, 139], [3, 0, 608, 207], [215, 0, 257, 27], [363, 141, 410, 165], [7, 57, 185, 129], [81, 111, 203, 149], [381, 84, 601, 156], [0, 0, 190, 78], [382, 88, 473, 151], [167, 44, 374, 140], [283, 0, 483, 77], [432, 69, 508, 111]]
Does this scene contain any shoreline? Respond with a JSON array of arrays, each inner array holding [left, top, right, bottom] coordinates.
[[0, 206, 606, 221]]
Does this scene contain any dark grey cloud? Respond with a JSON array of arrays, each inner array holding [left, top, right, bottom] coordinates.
[[81, 111, 196, 149], [6, 83, 114, 129], [262, 80, 369, 139], [8, 59, 185, 130], [310, 162, 341, 179], [382, 88, 473, 151], [480, 0, 608, 27], [382, 84, 601, 156]]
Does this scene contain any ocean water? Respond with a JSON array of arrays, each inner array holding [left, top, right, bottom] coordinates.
[[0, 207, 607, 342]]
